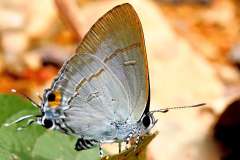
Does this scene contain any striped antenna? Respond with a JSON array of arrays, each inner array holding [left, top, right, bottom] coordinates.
[[4, 115, 34, 127], [151, 103, 206, 113], [4, 115, 41, 131]]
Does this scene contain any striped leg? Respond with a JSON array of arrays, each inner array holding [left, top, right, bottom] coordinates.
[[125, 141, 129, 150], [125, 134, 132, 150], [125, 128, 136, 150], [75, 138, 98, 151], [134, 129, 141, 150], [118, 142, 122, 153], [134, 135, 140, 151], [99, 143, 104, 158]]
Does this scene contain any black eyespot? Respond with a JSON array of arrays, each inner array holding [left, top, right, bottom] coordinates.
[[43, 119, 53, 129], [47, 93, 56, 102], [142, 115, 151, 128]]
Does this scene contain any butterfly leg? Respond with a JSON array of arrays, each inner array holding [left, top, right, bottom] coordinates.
[[125, 128, 137, 150], [99, 143, 104, 158], [125, 133, 133, 150], [125, 141, 129, 150], [118, 142, 122, 153], [134, 133, 141, 151]]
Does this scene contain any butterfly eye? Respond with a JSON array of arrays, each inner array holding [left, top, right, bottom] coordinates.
[[142, 114, 151, 128], [43, 118, 54, 129]]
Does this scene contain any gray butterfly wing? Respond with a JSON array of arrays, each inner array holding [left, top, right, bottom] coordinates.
[[43, 3, 149, 139], [76, 3, 149, 122]]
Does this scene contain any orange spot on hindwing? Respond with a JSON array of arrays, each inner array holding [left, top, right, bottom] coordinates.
[[47, 90, 62, 108]]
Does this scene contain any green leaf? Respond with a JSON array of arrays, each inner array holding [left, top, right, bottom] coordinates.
[[32, 131, 99, 160]]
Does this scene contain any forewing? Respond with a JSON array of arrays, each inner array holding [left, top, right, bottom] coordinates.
[[76, 3, 149, 121]]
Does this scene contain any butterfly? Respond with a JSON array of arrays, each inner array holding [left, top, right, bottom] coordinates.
[[5, 3, 205, 157]]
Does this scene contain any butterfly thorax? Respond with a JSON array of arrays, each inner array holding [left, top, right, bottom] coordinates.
[[102, 113, 156, 143], [108, 120, 140, 142]]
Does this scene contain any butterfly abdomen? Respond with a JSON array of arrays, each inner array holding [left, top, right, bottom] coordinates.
[[75, 138, 98, 151]]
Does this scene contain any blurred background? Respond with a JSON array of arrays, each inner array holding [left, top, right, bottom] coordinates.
[[0, 0, 240, 159]]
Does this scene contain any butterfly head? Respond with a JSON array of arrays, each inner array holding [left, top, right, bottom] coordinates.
[[39, 89, 67, 130]]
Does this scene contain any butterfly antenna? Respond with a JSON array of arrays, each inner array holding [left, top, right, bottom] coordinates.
[[4, 115, 41, 131], [4, 115, 34, 127], [151, 103, 206, 113], [11, 89, 41, 109]]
